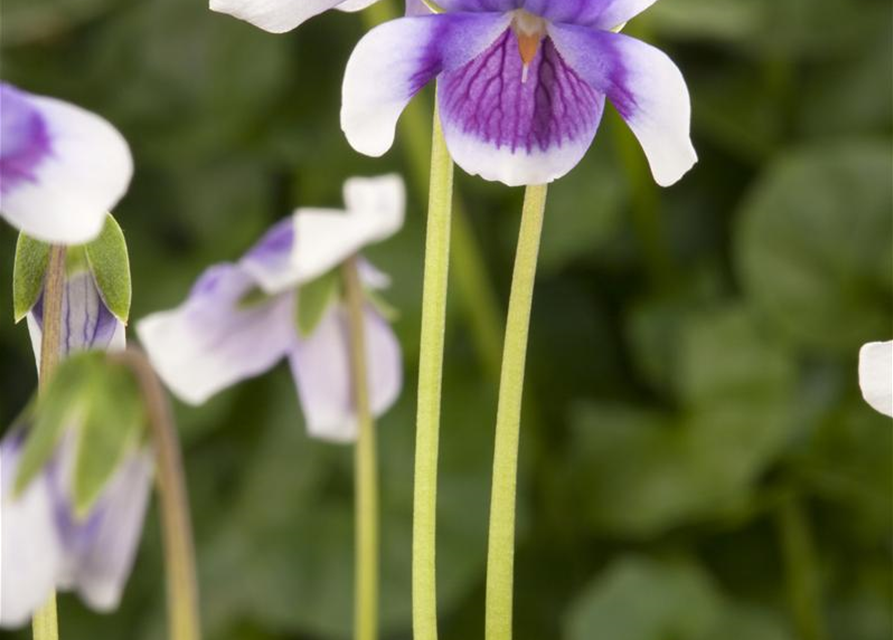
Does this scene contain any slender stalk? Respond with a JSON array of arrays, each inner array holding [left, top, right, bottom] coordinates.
[[485, 185, 548, 640], [342, 258, 380, 640], [32, 244, 66, 640], [412, 104, 454, 640], [114, 349, 201, 640], [777, 496, 826, 640]]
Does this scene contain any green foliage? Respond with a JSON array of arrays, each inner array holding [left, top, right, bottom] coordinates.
[[12, 232, 49, 322], [296, 269, 340, 337], [85, 214, 133, 323]]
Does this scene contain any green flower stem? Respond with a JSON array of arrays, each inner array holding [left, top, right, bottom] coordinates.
[[777, 496, 827, 640], [32, 244, 66, 640], [114, 349, 201, 640], [485, 184, 548, 640], [342, 257, 380, 640], [362, 0, 504, 380], [413, 104, 454, 640]]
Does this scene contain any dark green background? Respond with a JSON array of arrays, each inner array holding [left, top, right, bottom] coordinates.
[[1, 0, 891, 638]]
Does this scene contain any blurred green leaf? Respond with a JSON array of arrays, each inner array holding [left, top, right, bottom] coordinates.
[[85, 214, 132, 323], [13, 232, 49, 323], [296, 269, 340, 338]]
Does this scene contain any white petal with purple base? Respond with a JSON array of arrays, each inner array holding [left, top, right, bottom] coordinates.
[[0, 83, 132, 244], [859, 341, 893, 417]]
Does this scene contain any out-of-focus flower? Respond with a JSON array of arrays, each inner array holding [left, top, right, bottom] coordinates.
[[1, 248, 150, 628], [210, 0, 380, 34], [859, 341, 892, 417], [137, 175, 405, 442], [0, 83, 132, 244], [341, 0, 696, 187]]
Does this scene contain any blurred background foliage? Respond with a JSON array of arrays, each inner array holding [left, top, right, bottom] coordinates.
[[1, 0, 891, 638]]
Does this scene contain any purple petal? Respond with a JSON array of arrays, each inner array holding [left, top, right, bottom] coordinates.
[[519, 0, 657, 29], [341, 12, 513, 157], [0, 83, 132, 245], [0, 434, 62, 629], [240, 217, 297, 294], [27, 271, 125, 369], [289, 304, 402, 442], [437, 30, 604, 186], [137, 263, 296, 405], [549, 25, 696, 186]]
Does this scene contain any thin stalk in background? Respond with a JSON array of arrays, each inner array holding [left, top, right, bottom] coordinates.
[[32, 244, 66, 640], [412, 104, 454, 640], [342, 257, 380, 640], [115, 349, 201, 640], [777, 496, 827, 640], [362, 0, 504, 381], [484, 185, 548, 640]]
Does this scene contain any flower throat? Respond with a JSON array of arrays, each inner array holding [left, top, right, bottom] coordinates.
[[511, 10, 547, 83]]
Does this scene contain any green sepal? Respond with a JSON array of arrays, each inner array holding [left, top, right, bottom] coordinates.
[[13, 353, 100, 496], [65, 246, 90, 277], [71, 358, 145, 519], [238, 286, 275, 309], [296, 269, 340, 337], [12, 233, 50, 323], [366, 288, 400, 323], [85, 214, 132, 323]]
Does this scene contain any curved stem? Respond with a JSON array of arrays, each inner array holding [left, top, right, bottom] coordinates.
[[32, 244, 66, 640], [485, 185, 548, 640], [114, 349, 201, 640], [413, 104, 454, 640], [342, 258, 380, 640]]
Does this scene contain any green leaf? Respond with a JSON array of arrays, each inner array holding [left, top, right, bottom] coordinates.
[[237, 286, 274, 309], [85, 213, 132, 323], [14, 353, 102, 495], [296, 270, 340, 338], [12, 232, 50, 323], [72, 359, 145, 519]]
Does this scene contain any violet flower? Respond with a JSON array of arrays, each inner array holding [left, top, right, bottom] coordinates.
[[137, 175, 405, 442], [1, 269, 151, 628], [341, 0, 697, 187], [859, 341, 892, 417], [0, 82, 133, 244]]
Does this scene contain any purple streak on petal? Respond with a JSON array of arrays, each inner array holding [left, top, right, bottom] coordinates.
[[438, 31, 601, 155], [243, 217, 294, 269], [0, 83, 53, 195]]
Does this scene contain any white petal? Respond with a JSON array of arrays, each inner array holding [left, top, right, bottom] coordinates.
[[859, 341, 893, 417], [0, 436, 62, 628], [1, 84, 132, 245], [210, 0, 346, 33], [289, 304, 402, 442], [336, 0, 380, 11], [137, 264, 296, 405]]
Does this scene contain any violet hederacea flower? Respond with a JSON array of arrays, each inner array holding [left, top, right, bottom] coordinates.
[[340, 0, 697, 187], [859, 341, 892, 417], [137, 175, 405, 442], [0, 82, 133, 244], [1, 268, 152, 628]]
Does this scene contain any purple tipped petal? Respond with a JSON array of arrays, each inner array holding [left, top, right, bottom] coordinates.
[[0, 83, 132, 245], [27, 271, 126, 368], [240, 217, 297, 294], [549, 26, 696, 186], [137, 264, 296, 405], [0, 434, 62, 629], [289, 304, 402, 442], [341, 13, 513, 157], [437, 30, 604, 186]]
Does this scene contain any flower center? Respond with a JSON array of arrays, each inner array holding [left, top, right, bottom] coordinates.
[[511, 10, 547, 83]]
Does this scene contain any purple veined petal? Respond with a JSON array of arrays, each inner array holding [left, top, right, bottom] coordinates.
[[240, 175, 405, 294], [209, 0, 369, 33], [289, 303, 402, 442], [437, 29, 605, 186], [859, 341, 893, 417], [518, 0, 657, 29], [49, 445, 153, 611], [0, 433, 62, 629], [0, 83, 132, 245], [341, 12, 513, 157], [26, 270, 126, 370], [549, 25, 697, 186], [137, 263, 296, 405]]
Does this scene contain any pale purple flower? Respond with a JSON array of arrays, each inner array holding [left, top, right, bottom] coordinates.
[[340, 0, 697, 187], [137, 175, 405, 442], [859, 341, 892, 417], [1, 271, 151, 627], [0, 82, 133, 244]]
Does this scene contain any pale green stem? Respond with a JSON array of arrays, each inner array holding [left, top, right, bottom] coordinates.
[[342, 258, 380, 640], [114, 349, 201, 640], [485, 185, 548, 640], [362, 0, 504, 381], [777, 496, 826, 640], [413, 104, 454, 640], [32, 244, 66, 640]]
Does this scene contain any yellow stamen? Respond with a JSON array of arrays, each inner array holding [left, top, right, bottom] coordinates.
[[512, 10, 547, 84]]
